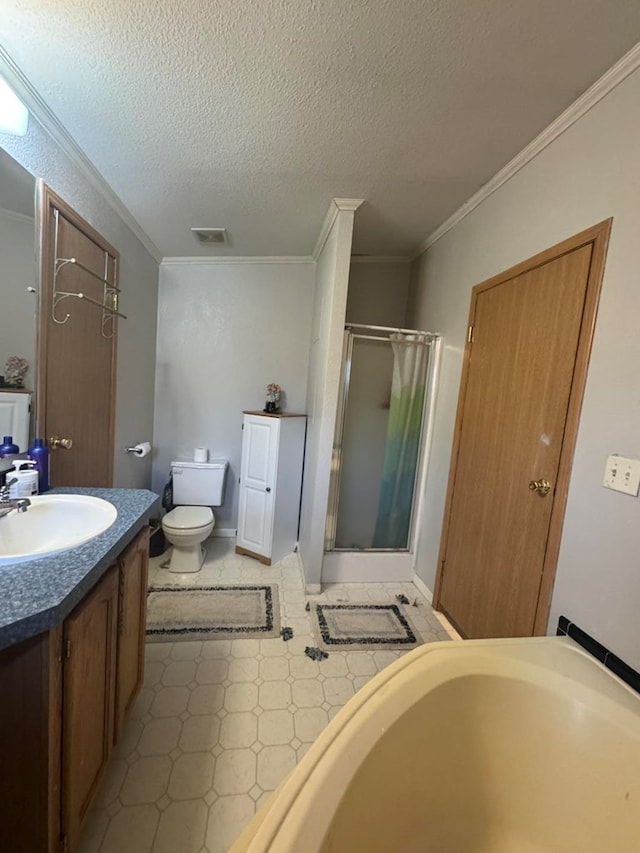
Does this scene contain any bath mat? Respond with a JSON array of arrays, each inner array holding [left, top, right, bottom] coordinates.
[[146, 585, 280, 642], [310, 602, 422, 651]]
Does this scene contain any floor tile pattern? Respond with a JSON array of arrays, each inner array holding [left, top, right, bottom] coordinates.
[[78, 539, 452, 853]]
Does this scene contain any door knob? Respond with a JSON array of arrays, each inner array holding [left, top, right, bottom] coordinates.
[[529, 478, 551, 496], [265, 487, 271, 493], [49, 436, 73, 450]]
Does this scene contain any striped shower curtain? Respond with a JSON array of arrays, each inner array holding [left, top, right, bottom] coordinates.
[[372, 333, 429, 548]]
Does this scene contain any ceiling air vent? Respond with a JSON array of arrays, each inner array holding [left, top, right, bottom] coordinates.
[[191, 227, 229, 246]]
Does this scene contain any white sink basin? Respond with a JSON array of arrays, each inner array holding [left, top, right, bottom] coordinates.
[[0, 494, 117, 566]]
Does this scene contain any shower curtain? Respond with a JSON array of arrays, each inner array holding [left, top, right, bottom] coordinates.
[[372, 333, 429, 548]]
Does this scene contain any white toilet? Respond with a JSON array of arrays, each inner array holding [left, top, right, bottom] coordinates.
[[162, 460, 228, 573]]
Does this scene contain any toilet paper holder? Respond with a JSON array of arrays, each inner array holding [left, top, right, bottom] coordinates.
[[125, 442, 152, 457]]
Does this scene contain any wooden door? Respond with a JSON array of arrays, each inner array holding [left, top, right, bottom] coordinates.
[[62, 565, 118, 850], [37, 183, 119, 487], [236, 414, 278, 563], [115, 527, 149, 741], [434, 222, 611, 638]]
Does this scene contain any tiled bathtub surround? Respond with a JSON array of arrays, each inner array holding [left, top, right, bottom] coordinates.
[[557, 616, 640, 695], [78, 539, 452, 853]]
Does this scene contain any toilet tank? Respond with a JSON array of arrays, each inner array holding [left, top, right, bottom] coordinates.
[[171, 460, 228, 506]]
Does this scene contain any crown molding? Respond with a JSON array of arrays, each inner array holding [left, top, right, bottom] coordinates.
[[413, 40, 640, 259], [333, 198, 365, 212], [0, 206, 34, 224], [161, 255, 315, 266], [350, 255, 410, 264], [312, 197, 364, 260], [0, 45, 162, 263]]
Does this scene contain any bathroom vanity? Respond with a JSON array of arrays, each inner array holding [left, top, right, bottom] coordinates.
[[0, 487, 158, 853]]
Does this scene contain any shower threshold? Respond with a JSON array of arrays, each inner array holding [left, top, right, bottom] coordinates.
[[322, 550, 416, 584]]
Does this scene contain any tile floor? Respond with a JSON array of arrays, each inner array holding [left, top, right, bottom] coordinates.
[[78, 538, 454, 853]]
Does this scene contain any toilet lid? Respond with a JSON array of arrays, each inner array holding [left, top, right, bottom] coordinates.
[[163, 506, 214, 530]]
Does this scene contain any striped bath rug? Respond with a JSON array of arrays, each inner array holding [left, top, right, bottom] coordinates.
[[146, 584, 280, 642], [309, 602, 422, 651]]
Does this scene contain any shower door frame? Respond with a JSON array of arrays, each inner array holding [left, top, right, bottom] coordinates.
[[325, 323, 439, 554]]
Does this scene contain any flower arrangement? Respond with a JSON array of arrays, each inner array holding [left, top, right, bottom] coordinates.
[[264, 382, 281, 413], [4, 356, 29, 388]]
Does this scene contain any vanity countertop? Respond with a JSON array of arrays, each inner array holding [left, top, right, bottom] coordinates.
[[0, 487, 159, 651]]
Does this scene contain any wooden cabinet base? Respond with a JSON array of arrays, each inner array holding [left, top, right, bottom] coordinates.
[[235, 545, 271, 565], [0, 526, 150, 853], [0, 626, 62, 853]]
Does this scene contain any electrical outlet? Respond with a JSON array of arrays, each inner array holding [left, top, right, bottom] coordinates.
[[603, 454, 640, 496]]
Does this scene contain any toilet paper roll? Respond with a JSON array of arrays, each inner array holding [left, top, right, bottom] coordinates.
[[131, 442, 151, 458], [194, 446, 209, 463]]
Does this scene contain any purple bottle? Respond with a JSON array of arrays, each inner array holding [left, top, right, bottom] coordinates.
[[28, 437, 50, 492], [0, 436, 19, 457]]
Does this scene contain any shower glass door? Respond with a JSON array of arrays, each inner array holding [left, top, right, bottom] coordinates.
[[326, 326, 433, 552]]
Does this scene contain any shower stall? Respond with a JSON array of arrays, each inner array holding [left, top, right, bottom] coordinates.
[[324, 323, 440, 579]]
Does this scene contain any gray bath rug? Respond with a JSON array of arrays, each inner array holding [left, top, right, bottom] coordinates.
[[310, 602, 422, 651], [146, 585, 280, 642]]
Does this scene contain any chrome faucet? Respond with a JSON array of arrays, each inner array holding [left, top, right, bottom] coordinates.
[[0, 477, 31, 518]]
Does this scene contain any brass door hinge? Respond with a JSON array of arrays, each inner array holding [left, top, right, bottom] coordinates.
[[467, 325, 474, 344], [64, 639, 71, 660]]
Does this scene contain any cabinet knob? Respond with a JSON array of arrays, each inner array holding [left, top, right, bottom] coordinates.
[[265, 487, 271, 493]]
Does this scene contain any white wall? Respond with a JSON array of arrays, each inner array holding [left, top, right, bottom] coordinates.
[[0, 211, 36, 389], [298, 203, 359, 587], [408, 65, 640, 667], [152, 260, 314, 530], [1, 120, 159, 489], [346, 260, 410, 326]]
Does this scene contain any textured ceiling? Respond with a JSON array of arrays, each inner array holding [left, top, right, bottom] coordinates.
[[1, 1, 640, 258]]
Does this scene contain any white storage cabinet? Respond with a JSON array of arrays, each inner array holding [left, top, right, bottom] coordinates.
[[0, 390, 31, 451], [236, 411, 306, 565]]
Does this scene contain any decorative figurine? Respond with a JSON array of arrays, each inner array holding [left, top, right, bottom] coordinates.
[[4, 356, 29, 388], [264, 382, 281, 413]]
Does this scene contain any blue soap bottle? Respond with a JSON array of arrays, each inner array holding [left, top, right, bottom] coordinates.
[[0, 436, 19, 457], [28, 437, 50, 492]]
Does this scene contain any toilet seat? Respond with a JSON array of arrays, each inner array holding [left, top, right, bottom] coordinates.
[[163, 506, 213, 530]]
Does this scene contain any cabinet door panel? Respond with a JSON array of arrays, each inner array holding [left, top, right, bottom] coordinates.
[[62, 564, 118, 850], [244, 419, 277, 486], [241, 485, 270, 553], [0, 627, 62, 853], [115, 527, 149, 740]]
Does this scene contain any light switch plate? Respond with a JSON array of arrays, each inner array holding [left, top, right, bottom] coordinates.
[[603, 454, 640, 496]]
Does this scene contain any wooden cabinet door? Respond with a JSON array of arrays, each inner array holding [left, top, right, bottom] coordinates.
[[115, 527, 149, 740], [237, 415, 279, 561], [0, 627, 62, 853], [61, 564, 118, 850]]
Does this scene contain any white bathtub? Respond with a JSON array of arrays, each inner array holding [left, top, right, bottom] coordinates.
[[232, 637, 640, 852]]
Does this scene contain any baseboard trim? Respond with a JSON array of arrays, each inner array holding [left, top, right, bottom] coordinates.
[[411, 573, 433, 604], [412, 574, 461, 639]]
